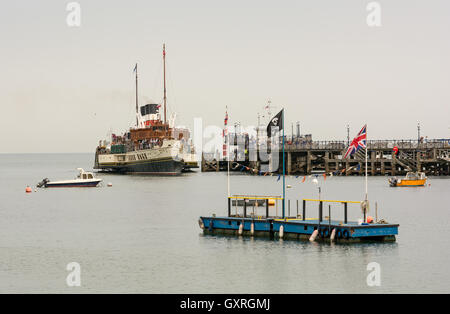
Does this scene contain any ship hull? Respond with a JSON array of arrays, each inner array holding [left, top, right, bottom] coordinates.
[[123, 158, 184, 175], [389, 179, 427, 187], [96, 156, 184, 175], [95, 140, 185, 175], [45, 180, 102, 188]]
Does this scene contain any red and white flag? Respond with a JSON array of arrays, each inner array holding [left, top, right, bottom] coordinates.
[[343, 125, 367, 159]]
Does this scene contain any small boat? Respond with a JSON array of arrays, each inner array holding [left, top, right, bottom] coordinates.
[[37, 168, 102, 188], [388, 171, 427, 187]]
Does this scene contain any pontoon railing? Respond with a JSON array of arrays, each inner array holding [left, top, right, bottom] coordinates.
[[227, 195, 363, 224]]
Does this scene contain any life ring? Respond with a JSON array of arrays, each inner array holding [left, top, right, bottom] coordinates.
[[342, 229, 350, 239], [336, 229, 342, 239]]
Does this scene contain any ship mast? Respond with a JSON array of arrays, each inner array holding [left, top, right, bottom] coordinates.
[[163, 44, 167, 128], [135, 63, 139, 127]]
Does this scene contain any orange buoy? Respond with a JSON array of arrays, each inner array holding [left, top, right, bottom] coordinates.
[[25, 186, 32, 193], [367, 216, 374, 223]]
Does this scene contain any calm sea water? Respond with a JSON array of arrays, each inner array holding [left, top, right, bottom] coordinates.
[[0, 153, 449, 293]]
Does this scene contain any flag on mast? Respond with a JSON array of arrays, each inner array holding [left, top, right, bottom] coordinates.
[[133, 63, 137, 73], [344, 124, 369, 208], [267, 109, 286, 217], [224, 109, 228, 126], [267, 109, 283, 137], [343, 124, 367, 159], [223, 108, 229, 159]]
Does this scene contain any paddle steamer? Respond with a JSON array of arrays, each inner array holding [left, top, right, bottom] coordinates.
[[94, 45, 194, 175]]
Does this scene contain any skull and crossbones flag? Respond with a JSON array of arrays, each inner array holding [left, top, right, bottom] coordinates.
[[266, 109, 284, 137]]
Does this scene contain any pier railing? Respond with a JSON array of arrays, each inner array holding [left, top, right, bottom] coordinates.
[[203, 138, 450, 163], [283, 139, 450, 150]]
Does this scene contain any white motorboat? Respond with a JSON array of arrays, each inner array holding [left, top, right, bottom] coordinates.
[[37, 168, 102, 188]]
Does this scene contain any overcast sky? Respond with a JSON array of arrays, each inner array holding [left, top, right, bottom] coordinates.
[[1, 0, 449, 153]]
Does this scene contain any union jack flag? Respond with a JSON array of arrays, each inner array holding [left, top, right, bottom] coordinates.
[[343, 124, 367, 159]]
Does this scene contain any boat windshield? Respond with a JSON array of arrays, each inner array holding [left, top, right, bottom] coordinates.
[[405, 172, 418, 180]]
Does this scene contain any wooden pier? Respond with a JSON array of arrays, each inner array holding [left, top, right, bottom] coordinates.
[[202, 138, 450, 176]]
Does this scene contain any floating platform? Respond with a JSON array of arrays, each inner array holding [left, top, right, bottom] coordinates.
[[199, 196, 399, 243]]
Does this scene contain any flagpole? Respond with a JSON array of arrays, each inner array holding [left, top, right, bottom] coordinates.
[[163, 44, 167, 126], [365, 125, 368, 201], [135, 63, 139, 127], [227, 109, 230, 198], [227, 132, 230, 197], [282, 109, 285, 219], [364, 125, 368, 223]]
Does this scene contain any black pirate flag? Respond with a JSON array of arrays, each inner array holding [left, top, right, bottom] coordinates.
[[266, 109, 284, 137]]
